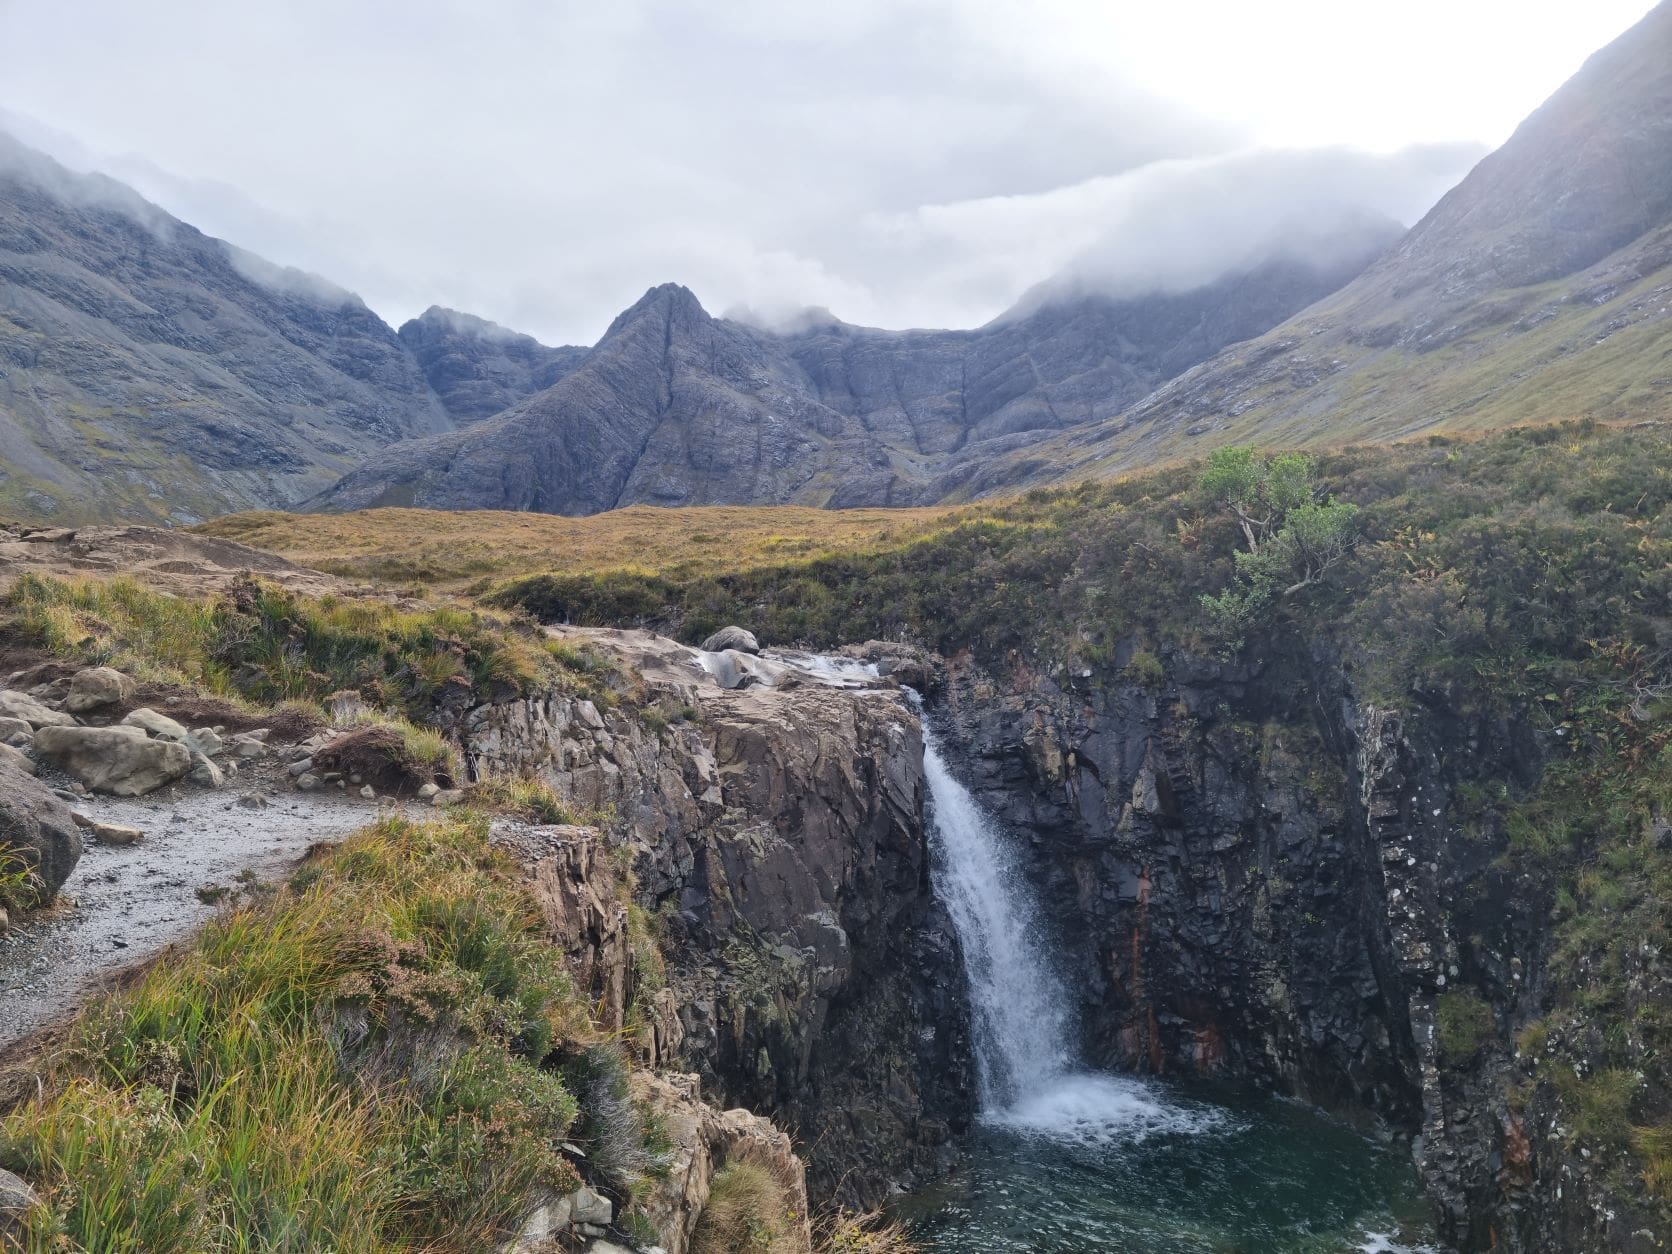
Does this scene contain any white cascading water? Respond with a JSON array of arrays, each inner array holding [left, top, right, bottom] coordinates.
[[919, 719, 1075, 1102], [915, 696, 1224, 1147]]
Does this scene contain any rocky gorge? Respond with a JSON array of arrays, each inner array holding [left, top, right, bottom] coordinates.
[[1, 425, 1665, 1253], [925, 638, 1658, 1253]]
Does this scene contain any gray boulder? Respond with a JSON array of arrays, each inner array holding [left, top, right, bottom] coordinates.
[[569, 1186, 614, 1227], [121, 707, 190, 741], [700, 625, 760, 654], [0, 757, 83, 904], [0, 1166, 39, 1232], [0, 715, 36, 742], [63, 666, 136, 713], [189, 750, 225, 788], [0, 689, 74, 729], [186, 727, 224, 756], [32, 724, 192, 796], [0, 742, 34, 775]]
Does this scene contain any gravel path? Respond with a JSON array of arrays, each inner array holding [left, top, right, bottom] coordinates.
[[0, 772, 405, 1047]]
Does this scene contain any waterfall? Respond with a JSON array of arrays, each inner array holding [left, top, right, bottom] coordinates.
[[919, 712, 1075, 1104], [915, 696, 1227, 1148]]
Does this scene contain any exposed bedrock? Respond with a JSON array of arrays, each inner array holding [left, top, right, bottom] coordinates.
[[458, 630, 973, 1207], [932, 642, 1654, 1253]]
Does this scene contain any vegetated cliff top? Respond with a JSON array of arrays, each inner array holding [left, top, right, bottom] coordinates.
[[492, 415, 1672, 1222], [1007, 0, 1672, 484]]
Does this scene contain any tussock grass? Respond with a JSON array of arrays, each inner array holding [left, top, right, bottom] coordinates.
[[818, 1211, 924, 1254], [692, 1146, 806, 1254], [0, 814, 613, 1251], [197, 503, 966, 592], [466, 774, 579, 824], [1, 572, 601, 726], [0, 848, 35, 913]]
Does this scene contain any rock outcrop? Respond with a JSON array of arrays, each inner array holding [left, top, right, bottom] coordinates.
[[628, 1070, 811, 1254], [398, 305, 587, 426], [461, 629, 972, 1206]]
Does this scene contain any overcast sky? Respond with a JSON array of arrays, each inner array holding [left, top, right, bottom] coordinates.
[[0, 0, 1657, 343]]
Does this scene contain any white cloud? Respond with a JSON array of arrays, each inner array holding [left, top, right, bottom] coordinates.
[[0, 1, 1649, 342]]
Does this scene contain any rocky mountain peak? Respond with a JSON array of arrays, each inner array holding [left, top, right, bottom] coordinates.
[[602, 282, 710, 338]]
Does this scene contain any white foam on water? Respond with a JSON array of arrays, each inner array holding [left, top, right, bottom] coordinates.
[[985, 1072, 1230, 1149], [1355, 1234, 1438, 1254]]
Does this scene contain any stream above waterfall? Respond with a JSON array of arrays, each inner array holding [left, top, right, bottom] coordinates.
[[910, 697, 1437, 1253]]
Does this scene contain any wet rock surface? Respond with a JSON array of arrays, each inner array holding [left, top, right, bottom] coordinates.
[[930, 642, 1656, 1253]]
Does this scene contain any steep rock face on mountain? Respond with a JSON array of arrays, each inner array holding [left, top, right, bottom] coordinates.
[[454, 629, 973, 1206], [932, 643, 1656, 1253], [311, 240, 1391, 514], [1030, 0, 1672, 479], [397, 305, 587, 425], [0, 135, 452, 523]]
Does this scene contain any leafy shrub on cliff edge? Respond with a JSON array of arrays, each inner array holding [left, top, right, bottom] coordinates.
[[1436, 989, 1496, 1060], [0, 815, 599, 1250]]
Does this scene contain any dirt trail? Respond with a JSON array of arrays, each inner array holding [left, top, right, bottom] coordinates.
[[0, 777, 404, 1047]]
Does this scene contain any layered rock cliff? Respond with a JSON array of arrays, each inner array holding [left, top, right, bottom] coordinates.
[[455, 630, 973, 1206], [930, 640, 1660, 1253]]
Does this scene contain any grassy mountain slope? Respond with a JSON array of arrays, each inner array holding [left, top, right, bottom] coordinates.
[[997, 2, 1672, 487]]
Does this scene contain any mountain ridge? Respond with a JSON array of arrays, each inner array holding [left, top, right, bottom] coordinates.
[[1000, 0, 1672, 484], [309, 236, 1397, 514]]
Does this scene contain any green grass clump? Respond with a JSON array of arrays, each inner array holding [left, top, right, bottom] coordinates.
[[0, 814, 605, 1251], [0, 849, 36, 913], [1436, 989, 1496, 1061], [1, 572, 595, 726], [692, 1150, 805, 1254], [466, 774, 579, 824]]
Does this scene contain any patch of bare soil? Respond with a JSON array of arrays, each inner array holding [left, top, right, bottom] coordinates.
[[0, 522, 348, 599]]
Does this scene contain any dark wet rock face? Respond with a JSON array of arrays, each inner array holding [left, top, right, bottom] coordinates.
[[928, 643, 1657, 1253], [0, 757, 82, 904]]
